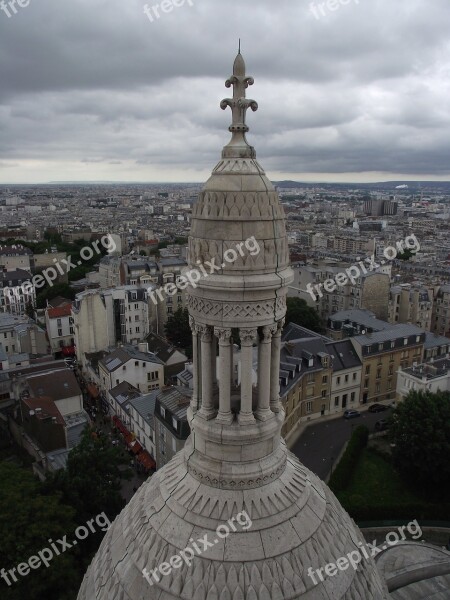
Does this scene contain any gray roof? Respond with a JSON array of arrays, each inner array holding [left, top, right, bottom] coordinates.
[[423, 332, 450, 350], [328, 309, 391, 332], [325, 339, 362, 371], [100, 345, 164, 371], [156, 386, 191, 419], [352, 324, 424, 345], [282, 322, 330, 343], [129, 391, 158, 427]]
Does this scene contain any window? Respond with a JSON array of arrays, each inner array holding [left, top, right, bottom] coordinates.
[[334, 396, 339, 407], [322, 375, 328, 384], [388, 365, 393, 376], [321, 390, 327, 398], [375, 383, 380, 393], [57, 319, 62, 326], [351, 392, 355, 402], [58, 328, 62, 336], [172, 437, 177, 453], [307, 373, 314, 383], [353, 372, 357, 381], [376, 368, 381, 379], [337, 376, 341, 385], [365, 365, 370, 374], [390, 353, 394, 362], [306, 401, 313, 413], [135, 361, 139, 366], [345, 374, 349, 383], [364, 378, 369, 388], [161, 407, 166, 418], [172, 417, 177, 430]]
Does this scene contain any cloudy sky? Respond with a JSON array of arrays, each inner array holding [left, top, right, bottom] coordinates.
[[1, 0, 449, 184]]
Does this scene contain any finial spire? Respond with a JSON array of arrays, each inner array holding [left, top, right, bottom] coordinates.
[[220, 51, 258, 158]]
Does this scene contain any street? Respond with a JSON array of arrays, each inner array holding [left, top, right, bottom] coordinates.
[[290, 408, 392, 481]]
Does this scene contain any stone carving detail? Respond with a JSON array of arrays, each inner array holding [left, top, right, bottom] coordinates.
[[187, 460, 287, 490], [239, 327, 257, 345], [198, 324, 213, 343], [187, 295, 280, 320], [212, 158, 266, 175], [192, 190, 284, 220], [214, 327, 232, 342], [188, 234, 289, 271]]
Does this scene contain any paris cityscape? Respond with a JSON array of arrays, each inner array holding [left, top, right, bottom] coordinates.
[[0, 1, 449, 599]]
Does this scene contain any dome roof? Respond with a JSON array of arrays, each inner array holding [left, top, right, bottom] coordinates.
[[77, 445, 390, 600]]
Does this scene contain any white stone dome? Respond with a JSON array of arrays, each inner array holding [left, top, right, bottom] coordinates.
[[77, 443, 390, 600]]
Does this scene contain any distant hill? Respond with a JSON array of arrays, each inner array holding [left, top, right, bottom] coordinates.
[[273, 180, 450, 192]]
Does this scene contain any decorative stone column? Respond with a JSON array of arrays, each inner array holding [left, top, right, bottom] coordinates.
[[270, 320, 284, 413], [214, 327, 233, 424], [211, 334, 217, 385], [256, 325, 274, 421], [198, 325, 216, 420], [238, 328, 257, 424], [189, 316, 199, 413]]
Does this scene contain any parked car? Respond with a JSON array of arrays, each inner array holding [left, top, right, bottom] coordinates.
[[368, 403, 388, 413], [343, 410, 361, 419], [375, 419, 389, 431]]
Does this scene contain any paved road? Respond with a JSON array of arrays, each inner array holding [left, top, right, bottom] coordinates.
[[291, 408, 393, 481]]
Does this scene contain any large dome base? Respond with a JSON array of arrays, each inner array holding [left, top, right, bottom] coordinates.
[[77, 443, 390, 600]]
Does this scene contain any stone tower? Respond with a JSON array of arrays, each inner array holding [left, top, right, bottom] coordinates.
[[77, 52, 391, 600]]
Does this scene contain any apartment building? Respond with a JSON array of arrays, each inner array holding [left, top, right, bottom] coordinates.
[[279, 326, 333, 442], [431, 284, 450, 338], [0, 244, 32, 271], [0, 269, 36, 315], [350, 325, 425, 405], [389, 284, 433, 330], [0, 313, 47, 357], [397, 357, 450, 400], [72, 287, 152, 365], [154, 387, 190, 469], [45, 303, 75, 354], [98, 344, 164, 394], [326, 339, 362, 414], [290, 264, 391, 321]]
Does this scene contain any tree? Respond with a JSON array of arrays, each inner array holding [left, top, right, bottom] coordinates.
[[35, 283, 75, 309], [45, 428, 132, 528], [164, 307, 192, 355], [397, 249, 414, 261], [0, 462, 79, 600], [284, 297, 324, 333], [390, 390, 450, 490]]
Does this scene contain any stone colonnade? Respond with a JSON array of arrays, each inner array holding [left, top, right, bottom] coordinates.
[[189, 317, 284, 423]]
